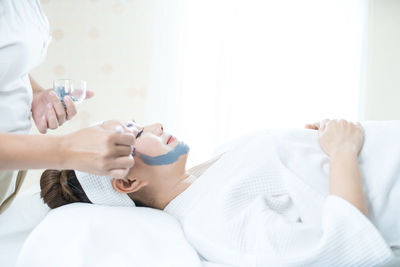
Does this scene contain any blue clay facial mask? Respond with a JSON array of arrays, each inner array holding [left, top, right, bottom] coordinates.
[[137, 142, 190, 166]]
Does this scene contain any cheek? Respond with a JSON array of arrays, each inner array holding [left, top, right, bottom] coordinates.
[[135, 136, 168, 156]]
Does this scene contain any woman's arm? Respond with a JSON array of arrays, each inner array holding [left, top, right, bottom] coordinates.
[[308, 119, 367, 215], [329, 148, 367, 215], [0, 120, 137, 178], [0, 133, 63, 170]]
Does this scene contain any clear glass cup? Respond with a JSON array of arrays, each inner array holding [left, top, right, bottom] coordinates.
[[53, 79, 87, 105]]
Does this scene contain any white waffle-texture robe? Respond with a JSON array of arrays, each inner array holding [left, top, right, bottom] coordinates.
[[164, 121, 399, 266]]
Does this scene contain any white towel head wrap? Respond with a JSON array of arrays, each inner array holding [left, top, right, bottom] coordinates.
[[75, 170, 136, 207], [74, 120, 136, 207]]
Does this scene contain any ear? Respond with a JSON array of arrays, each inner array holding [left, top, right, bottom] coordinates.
[[112, 177, 147, 194]]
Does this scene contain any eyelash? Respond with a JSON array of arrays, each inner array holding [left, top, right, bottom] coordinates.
[[136, 129, 144, 138]]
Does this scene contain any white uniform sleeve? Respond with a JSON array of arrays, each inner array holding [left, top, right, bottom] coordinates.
[[254, 195, 393, 266]]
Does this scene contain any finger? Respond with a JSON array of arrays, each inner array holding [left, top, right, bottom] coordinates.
[[49, 91, 67, 125], [126, 121, 139, 134], [113, 132, 135, 146], [357, 123, 365, 143], [85, 90, 95, 99], [117, 123, 137, 134], [37, 114, 48, 134], [355, 122, 365, 133], [115, 125, 135, 134], [129, 127, 139, 136], [115, 125, 124, 133], [64, 96, 77, 120], [323, 119, 331, 124], [102, 121, 137, 135], [46, 104, 59, 130], [102, 120, 124, 131], [108, 168, 130, 179], [111, 155, 135, 169], [306, 122, 320, 130], [114, 145, 135, 157], [319, 119, 330, 131]]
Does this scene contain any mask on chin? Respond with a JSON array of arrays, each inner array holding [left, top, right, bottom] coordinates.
[[137, 142, 190, 166]]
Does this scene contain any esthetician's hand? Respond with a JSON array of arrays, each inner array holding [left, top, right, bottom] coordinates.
[[306, 119, 364, 157], [60, 120, 138, 178], [31, 89, 95, 134]]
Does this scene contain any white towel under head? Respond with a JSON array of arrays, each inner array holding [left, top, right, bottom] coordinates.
[[75, 171, 136, 207]]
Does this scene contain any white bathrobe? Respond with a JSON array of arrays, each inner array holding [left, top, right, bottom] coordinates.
[[164, 121, 399, 267]]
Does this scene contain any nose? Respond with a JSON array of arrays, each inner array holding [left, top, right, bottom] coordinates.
[[152, 123, 163, 136]]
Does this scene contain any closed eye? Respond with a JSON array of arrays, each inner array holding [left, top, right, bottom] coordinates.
[[136, 129, 144, 139]]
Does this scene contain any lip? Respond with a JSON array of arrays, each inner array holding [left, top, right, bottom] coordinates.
[[167, 135, 175, 144]]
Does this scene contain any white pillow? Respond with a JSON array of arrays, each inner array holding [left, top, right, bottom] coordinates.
[[0, 186, 48, 267], [17, 203, 202, 267]]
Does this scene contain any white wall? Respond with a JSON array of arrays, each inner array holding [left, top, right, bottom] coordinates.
[[22, 0, 155, 191], [364, 0, 400, 120]]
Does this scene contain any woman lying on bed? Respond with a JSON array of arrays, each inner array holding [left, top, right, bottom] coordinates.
[[40, 119, 399, 266]]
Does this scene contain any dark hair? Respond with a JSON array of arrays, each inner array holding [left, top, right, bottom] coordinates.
[[40, 170, 91, 209]]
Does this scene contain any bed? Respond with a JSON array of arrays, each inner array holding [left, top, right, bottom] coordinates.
[[1, 186, 400, 266], [4, 121, 400, 267], [0, 186, 47, 267]]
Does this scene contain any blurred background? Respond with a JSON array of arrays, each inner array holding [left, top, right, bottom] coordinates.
[[24, 0, 400, 189]]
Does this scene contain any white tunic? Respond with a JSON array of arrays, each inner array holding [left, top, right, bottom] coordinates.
[[0, 0, 50, 207], [164, 121, 399, 266]]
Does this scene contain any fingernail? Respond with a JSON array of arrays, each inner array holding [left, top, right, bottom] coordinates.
[[49, 91, 57, 97], [47, 103, 52, 109]]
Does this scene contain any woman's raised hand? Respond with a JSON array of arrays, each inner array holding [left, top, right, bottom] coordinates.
[[60, 120, 138, 178], [306, 119, 364, 157], [31, 89, 95, 134]]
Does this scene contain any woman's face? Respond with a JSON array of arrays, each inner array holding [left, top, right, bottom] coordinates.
[[131, 122, 179, 157], [113, 122, 189, 206]]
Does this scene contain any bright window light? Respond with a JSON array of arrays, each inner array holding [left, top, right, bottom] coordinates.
[[146, 0, 368, 165]]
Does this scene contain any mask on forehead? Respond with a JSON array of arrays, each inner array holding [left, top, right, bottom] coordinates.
[[137, 142, 190, 166]]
